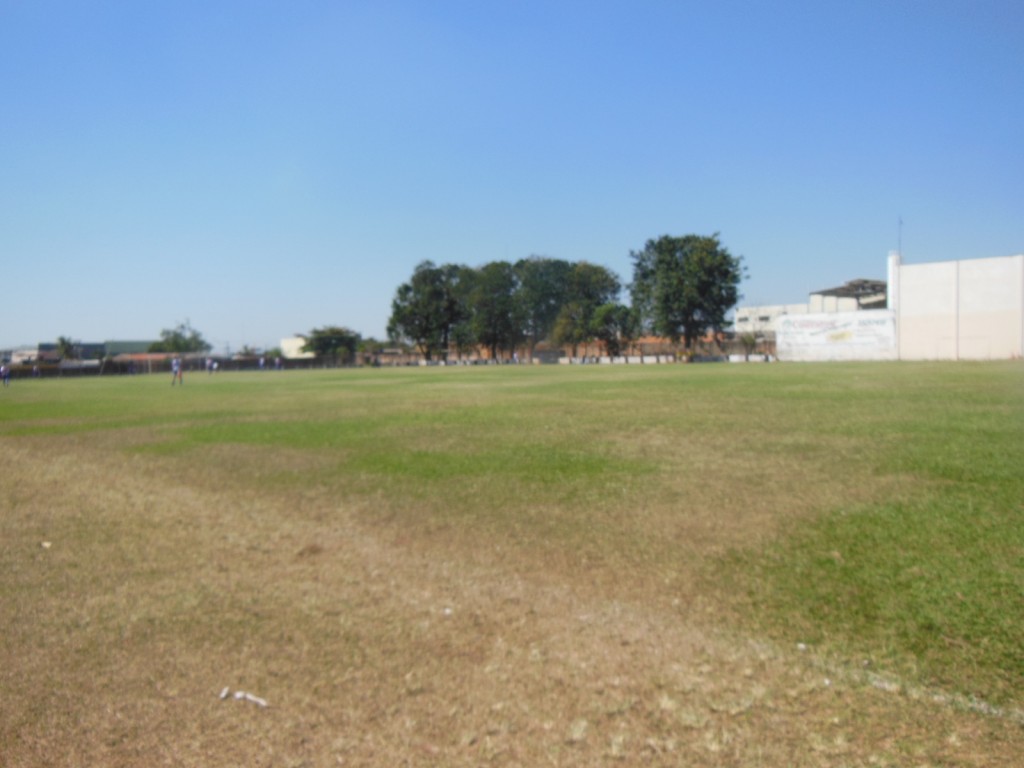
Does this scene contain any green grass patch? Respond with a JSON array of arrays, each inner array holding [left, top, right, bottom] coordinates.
[[733, 494, 1022, 705], [724, 361, 1024, 707]]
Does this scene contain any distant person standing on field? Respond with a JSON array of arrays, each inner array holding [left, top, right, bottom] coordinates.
[[1, 364, 10, 387], [171, 356, 183, 386]]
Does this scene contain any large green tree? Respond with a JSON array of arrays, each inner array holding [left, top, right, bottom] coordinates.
[[443, 264, 477, 360], [569, 261, 620, 314], [514, 256, 573, 358], [591, 303, 640, 358], [471, 261, 524, 360], [302, 326, 361, 366], [449, 321, 478, 361], [550, 301, 589, 358], [148, 321, 212, 354], [630, 234, 744, 349], [387, 261, 471, 361], [551, 262, 620, 357]]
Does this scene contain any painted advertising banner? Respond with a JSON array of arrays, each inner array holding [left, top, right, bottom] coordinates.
[[775, 310, 897, 361]]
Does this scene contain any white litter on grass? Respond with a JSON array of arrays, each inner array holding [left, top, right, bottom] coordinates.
[[221, 688, 268, 707], [41, 541, 52, 549]]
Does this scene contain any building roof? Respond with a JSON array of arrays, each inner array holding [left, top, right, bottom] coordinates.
[[811, 279, 886, 299], [104, 340, 158, 355]]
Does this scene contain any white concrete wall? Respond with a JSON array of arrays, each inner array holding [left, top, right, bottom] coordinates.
[[895, 254, 1023, 360], [775, 310, 898, 361], [896, 260, 958, 359], [958, 256, 1024, 359], [808, 295, 858, 313]]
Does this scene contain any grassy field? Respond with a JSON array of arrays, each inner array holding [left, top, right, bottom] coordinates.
[[2, 362, 1022, 766]]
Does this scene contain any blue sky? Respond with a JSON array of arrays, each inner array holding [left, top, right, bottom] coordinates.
[[2, 0, 1021, 352]]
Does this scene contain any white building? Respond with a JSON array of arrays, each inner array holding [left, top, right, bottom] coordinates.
[[733, 302, 810, 337], [891, 252, 1024, 360], [280, 336, 315, 360], [769, 252, 1023, 361], [734, 279, 887, 337]]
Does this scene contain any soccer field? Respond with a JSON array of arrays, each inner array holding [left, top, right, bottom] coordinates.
[[2, 362, 1021, 765]]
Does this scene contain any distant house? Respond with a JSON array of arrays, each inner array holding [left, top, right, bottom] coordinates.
[[734, 278, 887, 338], [104, 340, 158, 356], [3, 346, 37, 364], [35, 344, 62, 363], [280, 336, 315, 360], [37, 340, 153, 361]]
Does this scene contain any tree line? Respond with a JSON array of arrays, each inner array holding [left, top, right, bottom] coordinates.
[[385, 233, 744, 361]]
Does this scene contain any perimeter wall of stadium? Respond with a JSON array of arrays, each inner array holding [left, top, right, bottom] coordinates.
[[775, 252, 1024, 362]]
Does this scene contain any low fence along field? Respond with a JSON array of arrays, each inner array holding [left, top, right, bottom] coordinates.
[[2, 362, 1021, 765]]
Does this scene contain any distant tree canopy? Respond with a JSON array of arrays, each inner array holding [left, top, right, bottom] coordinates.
[[387, 261, 470, 361], [385, 236, 745, 358], [514, 256, 573, 356], [471, 260, 524, 360], [56, 336, 78, 360], [591, 303, 640, 358], [148, 322, 212, 354], [551, 262, 621, 356], [387, 257, 622, 359], [301, 326, 361, 365], [630, 234, 744, 349]]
